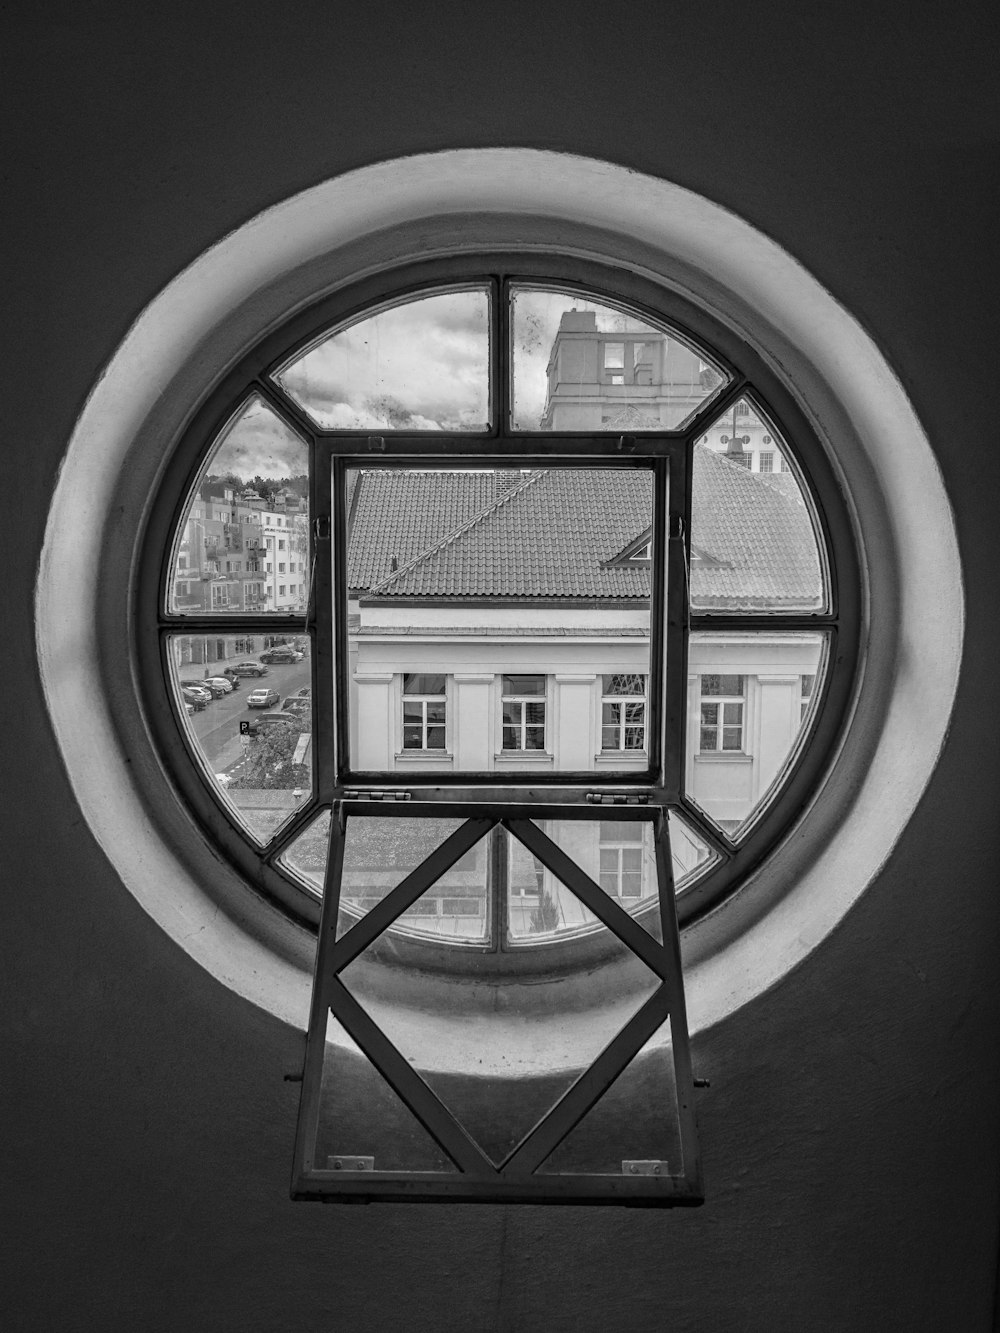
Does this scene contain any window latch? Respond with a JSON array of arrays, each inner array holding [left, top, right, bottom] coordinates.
[[312, 516, 331, 542]]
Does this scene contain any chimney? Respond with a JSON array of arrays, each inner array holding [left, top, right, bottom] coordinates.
[[495, 469, 524, 496]]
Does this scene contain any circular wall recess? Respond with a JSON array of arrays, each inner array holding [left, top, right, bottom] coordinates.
[[36, 149, 962, 1037]]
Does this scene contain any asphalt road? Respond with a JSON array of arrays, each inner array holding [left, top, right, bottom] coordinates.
[[182, 659, 311, 772]]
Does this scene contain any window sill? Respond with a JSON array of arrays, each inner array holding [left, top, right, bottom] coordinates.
[[494, 751, 554, 767], [694, 751, 753, 763]]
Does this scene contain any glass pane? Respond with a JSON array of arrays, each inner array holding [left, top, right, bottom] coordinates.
[[404, 673, 445, 696], [514, 819, 661, 943], [315, 1014, 457, 1174], [278, 807, 331, 896], [341, 849, 659, 1167], [274, 288, 490, 431], [345, 467, 652, 775], [687, 631, 828, 836], [338, 815, 486, 942], [511, 287, 729, 432], [668, 808, 716, 888], [168, 395, 310, 615], [537, 1019, 681, 1176], [166, 632, 313, 844], [690, 403, 825, 612], [503, 674, 545, 695]]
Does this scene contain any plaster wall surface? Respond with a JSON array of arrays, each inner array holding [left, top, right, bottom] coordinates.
[[4, 4, 1000, 1330]]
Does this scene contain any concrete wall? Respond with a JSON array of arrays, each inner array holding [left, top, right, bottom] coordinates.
[[5, 4, 999, 1330]]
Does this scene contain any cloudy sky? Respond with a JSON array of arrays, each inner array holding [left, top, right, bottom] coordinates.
[[199, 286, 683, 483]]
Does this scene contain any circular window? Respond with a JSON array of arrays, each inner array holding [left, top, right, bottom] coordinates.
[[37, 151, 960, 1035], [138, 256, 859, 968]]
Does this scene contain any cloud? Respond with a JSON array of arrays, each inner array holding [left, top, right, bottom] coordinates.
[[206, 398, 308, 479]]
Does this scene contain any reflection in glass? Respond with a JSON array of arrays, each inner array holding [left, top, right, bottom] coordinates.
[[274, 288, 490, 431], [341, 883, 658, 1166], [278, 808, 331, 896], [686, 631, 827, 837], [511, 287, 728, 432], [508, 812, 713, 945], [537, 1019, 681, 1176], [509, 820, 661, 943], [345, 467, 651, 775], [338, 816, 485, 942], [168, 396, 310, 616], [315, 1015, 456, 1174], [166, 632, 313, 845], [690, 405, 824, 612]]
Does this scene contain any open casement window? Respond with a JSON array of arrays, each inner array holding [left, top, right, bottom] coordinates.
[[148, 262, 854, 1205]]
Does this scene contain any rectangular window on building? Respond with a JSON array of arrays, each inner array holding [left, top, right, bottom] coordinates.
[[601, 674, 647, 751], [278, 563, 286, 573], [759, 451, 774, 473], [699, 674, 745, 752], [603, 341, 625, 369], [278, 539, 286, 550], [278, 585, 286, 596], [402, 674, 447, 750], [502, 675, 546, 751], [598, 821, 646, 900]]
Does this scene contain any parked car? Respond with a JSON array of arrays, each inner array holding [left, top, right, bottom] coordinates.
[[260, 647, 304, 664], [247, 687, 281, 709], [281, 697, 312, 716], [246, 710, 298, 736], [180, 685, 210, 711], [197, 678, 228, 698], [230, 661, 268, 677], [202, 675, 233, 694]]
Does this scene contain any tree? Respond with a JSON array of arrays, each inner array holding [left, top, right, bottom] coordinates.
[[529, 882, 561, 933], [229, 722, 309, 790]]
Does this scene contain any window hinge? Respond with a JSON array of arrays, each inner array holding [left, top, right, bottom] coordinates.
[[343, 789, 412, 801], [586, 792, 649, 805], [327, 1156, 374, 1172], [367, 435, 386, 452], [622, 1160, 668, 1176]]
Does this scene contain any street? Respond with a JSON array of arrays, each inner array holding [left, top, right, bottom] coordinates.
[[185, 658, 312, 774]]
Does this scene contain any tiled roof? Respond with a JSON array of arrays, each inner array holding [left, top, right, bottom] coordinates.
[[367, 469, 653, 600], [690, 447, 821, 608], [350, 447, 822, 608], [348, 470, 497, 592]]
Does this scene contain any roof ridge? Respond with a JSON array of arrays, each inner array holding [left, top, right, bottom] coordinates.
[[367, 469, 546, 594]]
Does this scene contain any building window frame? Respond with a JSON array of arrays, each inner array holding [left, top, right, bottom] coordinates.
[[698, 675, 746, 753], [401, 673, 448, 751], [500, 674, 547, 752], [601, 673, 648, 752]]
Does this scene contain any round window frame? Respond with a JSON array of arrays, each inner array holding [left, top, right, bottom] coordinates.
[[139, 254, 859, 957], [35, 149, 962, 1034]]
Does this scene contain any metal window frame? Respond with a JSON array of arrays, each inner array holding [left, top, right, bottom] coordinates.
[[291, 800, 703, 1205], [137, 251, 860, 934]]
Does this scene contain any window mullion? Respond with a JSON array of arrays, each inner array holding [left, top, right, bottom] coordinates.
[[318, 449, 339, 798], [659, 451, 687, 801]]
